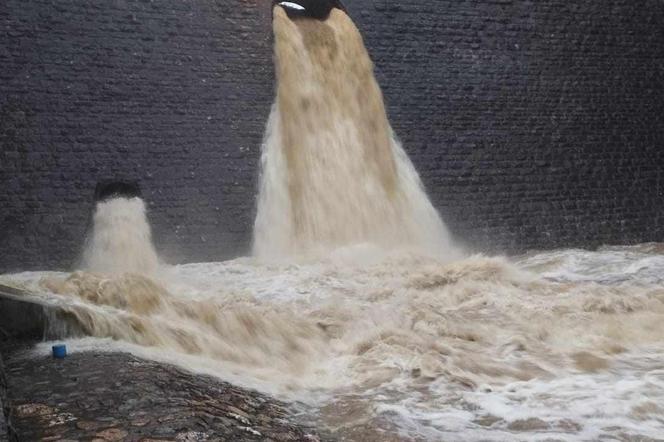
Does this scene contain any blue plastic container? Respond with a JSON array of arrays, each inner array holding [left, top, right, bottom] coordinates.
[[52, 344, 67, 359]]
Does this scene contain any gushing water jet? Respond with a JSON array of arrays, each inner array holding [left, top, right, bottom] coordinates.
[[81, 180, 159, 275], [254, 0, 457, 261]]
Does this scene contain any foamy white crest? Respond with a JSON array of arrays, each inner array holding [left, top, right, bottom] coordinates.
[[82, 197, 159, 275]]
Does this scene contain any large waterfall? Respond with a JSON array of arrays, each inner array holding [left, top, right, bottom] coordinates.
[[253, 5, 456, 261]]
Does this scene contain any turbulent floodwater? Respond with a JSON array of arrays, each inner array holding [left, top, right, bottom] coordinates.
[[2, 244, 664, 441]]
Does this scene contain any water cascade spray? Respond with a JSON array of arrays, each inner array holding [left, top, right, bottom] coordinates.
[[81, 181, 159, 275], [254, 0, 457, 261]]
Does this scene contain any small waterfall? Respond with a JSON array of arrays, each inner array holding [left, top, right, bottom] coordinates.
[[254, 3, 457, 261], [81, 182, 159, 275]]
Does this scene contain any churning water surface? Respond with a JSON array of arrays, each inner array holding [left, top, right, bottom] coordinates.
[[2, 244, 664, 441]]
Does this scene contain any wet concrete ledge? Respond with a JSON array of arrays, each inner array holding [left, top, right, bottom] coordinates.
[[1, 342, 323, 441], [0, 286, 46, 442], [0, 350, 7, 442], [0, 286, 50, 341]]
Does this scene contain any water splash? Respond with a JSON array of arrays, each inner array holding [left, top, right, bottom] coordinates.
[[81, 197, 159, 275]]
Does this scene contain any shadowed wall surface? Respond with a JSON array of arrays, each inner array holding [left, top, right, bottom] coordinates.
[[1, 0, 663, 271]]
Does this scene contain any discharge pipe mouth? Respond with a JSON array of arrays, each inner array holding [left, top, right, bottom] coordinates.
[[94, 180, 143, 203], [272, 0, 346, 20]]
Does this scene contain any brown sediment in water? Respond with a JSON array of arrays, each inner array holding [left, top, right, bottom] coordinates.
[[2, 246, 664, 439], [37, 271, 332, 382], [42, 271, 165, 314], [81, 197, 159, 276], [572, 351, 610, 372], [30, 253, 664, 395], [254, 7, 456, 260], [274, 7, 398, 249]]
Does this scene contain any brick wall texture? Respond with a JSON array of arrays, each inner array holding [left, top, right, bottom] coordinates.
[[1, 0, 663, 271]]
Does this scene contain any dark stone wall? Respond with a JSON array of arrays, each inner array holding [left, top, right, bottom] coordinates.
[[1, 0, 663, 271], [359, 0, 664, 252], [0, 0, 273, 271], [0, 339, 7, 441]]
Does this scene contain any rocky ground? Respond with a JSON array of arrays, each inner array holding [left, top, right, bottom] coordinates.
[[0, 341, 324, 441], [1, 346, 7, 442]]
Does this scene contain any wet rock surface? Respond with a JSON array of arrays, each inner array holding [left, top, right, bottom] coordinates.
[[1, 342, 323, 441], [0, 350, 8, 441]]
